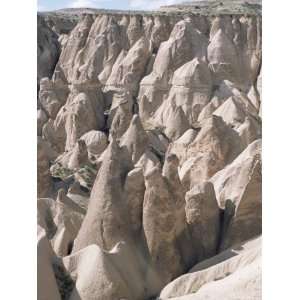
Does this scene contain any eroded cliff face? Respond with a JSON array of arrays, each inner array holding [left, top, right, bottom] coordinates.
[[37, 3, 261, 299], [37, 15, 60, 87]]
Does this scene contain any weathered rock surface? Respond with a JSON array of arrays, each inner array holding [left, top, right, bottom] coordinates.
[[37, 2, 262, 299], [39, 11, 79, 35], [79, 129, 108, 158], [63, 243, 140, 300], [108, 91, 134, 139], [159, 236, 261, 299], [178, 115, 243, 189], [208, 28, 242, 84], [120, 114, 149, 163], [37, 190, 86, 258], [139, 19, 209, 125], [143, 164, 186, 286], [73, 139, 133, 252], [38, 77, 69, 120], [37, 15, 60, 86], [37, 138, 54, 198], [37, 227, 61, 300], [211, 139, 262, 249], [185, 182, 220, 260], [52, 189, 86, 256], [124, 167, 145, 235]]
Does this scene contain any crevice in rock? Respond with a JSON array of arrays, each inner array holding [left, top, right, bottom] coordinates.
[[52, 258, 75, 300]]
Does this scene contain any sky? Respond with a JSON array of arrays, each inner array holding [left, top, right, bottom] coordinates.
[[37, 0, 185, 11]]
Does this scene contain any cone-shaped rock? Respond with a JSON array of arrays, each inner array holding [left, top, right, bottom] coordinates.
[[168, 58, 212, 124], [162, 153, 196, 269], [197, 96, 226, 123], [168, 128, 198, 163], [143, 165, 185, 286], [185, 182, 220, 260], [76, 16, 123, 85], [109, 94, 133, 140], [37, 7, 263, 300], [164, 104, 190, 141], [52, 189, 85, 256], [73, 139, 133, 252], [57, 14, 94, 82], [63, 243, 142, 300], [208, 29, 240, 83], [105, 37, 151, 95], [179, 115, 242, 188], [120, 114, 149, 164], [139, 19, 209, 123], [127, 15, 143, 47], [68, 140, 89, 169], [64, 91, 105, 151], [124, 167, 145, 236]]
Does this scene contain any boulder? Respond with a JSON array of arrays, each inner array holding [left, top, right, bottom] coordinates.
[[79, 130, 108, 158], [67, 140, 89, 169]]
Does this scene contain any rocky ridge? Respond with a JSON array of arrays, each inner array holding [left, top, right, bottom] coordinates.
[[37, 1, 262, 299]]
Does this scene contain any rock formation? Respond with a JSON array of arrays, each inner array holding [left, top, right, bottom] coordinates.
[[185, 182, 220, 260], [37, 227, 61, 300], [120, 114, 149, 163], [37, 15, 60, 87], [72, 139, 133, 252], [37, 1, 262, 299], [159, 237, 261, 299], [211, 139, 262, 249], [178, 115, 242, 189], [143, 164, 186, 285], [37, 137, 54, 198]]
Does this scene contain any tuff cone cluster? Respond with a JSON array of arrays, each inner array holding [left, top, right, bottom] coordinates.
[[37, 1, 262, 299]]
